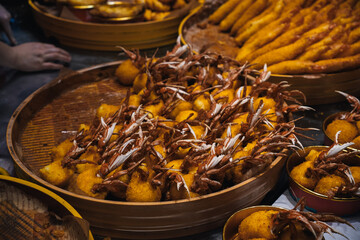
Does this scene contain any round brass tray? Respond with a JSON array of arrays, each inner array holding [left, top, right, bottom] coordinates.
[[29, 0, 194, 50], [179, 5, 360, 106], [7, 61, 287, 239]]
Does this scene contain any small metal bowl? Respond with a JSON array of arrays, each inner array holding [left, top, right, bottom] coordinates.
[[223, 205, 285, 240], [286, 146, 360, 216]]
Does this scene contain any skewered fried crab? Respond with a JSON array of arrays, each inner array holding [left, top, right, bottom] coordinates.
[[237, 198, 353, 240], [326, 91, 360, 148], [290, 131, 360, 198], [40, 41, 311, 202]]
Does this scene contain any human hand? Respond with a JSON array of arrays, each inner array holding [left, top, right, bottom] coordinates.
[[0, 4, 16, 45], [11, 42, 71, 72]]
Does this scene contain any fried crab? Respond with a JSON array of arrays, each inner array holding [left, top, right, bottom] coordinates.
[[40, 41, 311, 202]]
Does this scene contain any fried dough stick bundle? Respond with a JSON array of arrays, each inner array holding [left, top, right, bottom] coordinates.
[[251, 22, 335, 67], [242, 11, 319, 62], [268, 53, 360, 74], [229, 0, 268, 35], [339, 41, 360, 57], [218, 0, 254, 32], [208, 0, 241, 24], [234, 0, 285, 45], [235, 8, 300, 63], [240, 0, 339, 62]]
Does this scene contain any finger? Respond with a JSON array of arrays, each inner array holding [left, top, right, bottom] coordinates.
[[45, 47, 71, 60], [41, 62, 64, 70], [1, 19, 16, 45], [43, 51, 71, 63]]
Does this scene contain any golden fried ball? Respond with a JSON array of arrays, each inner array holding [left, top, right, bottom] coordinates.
[[51, 139, 73, 162], [290, 160, 317, 190], [349, 166, 360, 184], [305, 149, 321, 162], [356, 121, 360, 131], [351, 135, 360, 149], [76, 146, 100, 173], [73, 166, 107, 199], [254, 97, 276, 112], [133, 73, 147, 93], [143, 100, 164, 118], [326, 119, 358, 143], [175, 110, 198, 122], [126, 169, 161, 202], [96, 103, 119, 119], [170, 101, 193, 119], [193, 94, 211, 112], [314, 174, 346, 196], [238, 210, 279, 240], [115, 59, 140, 85], [40, 160, 74, 187]]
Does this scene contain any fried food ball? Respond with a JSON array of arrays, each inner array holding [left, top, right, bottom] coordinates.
[[231, 141, 257, 183], [190, 125, 205, 139], [214, 89, 234, 103], [314, 174, 346, 196], [69, 165, 107, 199], [126, 166, 162, 202], [40, 160, 74, 187], [96, 103, 119, 119], [143, 100, 164, 118], [290, 160, 317, 190], [351, 135, 360, 149], [356, 121, 360, 131], [238, 210, 279, 240], [133, 73, 147, 93], [253, 97, 276, 112], [349, 166, 360, 183], [166, 160, 199, 200], [175, 110, 198, 122], [76, 146, 100, 173], [115, 59, 140, 85], [193, 94, 211, 112], [221, 113, 249, 138], [326, 119, 358, 143], [170, 100, 193, 119], [305, 149, 321, 162], [50, 139, 73, 162]]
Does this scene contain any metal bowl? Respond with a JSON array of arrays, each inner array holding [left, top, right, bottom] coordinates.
[[7, 61, 288, 239], [0, 175, 93, 240], [286, 146, 360, 216]]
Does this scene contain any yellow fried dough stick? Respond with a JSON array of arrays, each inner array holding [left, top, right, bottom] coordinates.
[[313, 1, 339, 25], [314, 53, 360, 73], [319, 43, 347, 60], [230, 0, 268, 35], [208, 0, 242, 24], [349, 26, 360, 44], [339, 41, 360, 57], [267, 60, 318, 74], [288, 0, 329, 28], [236, 20, 290, 62], [297, 45, 330, 61], [306, 24, 345, 51], [219, 0, 254, 32], [252, 22, 334, 67], [245, 23, 313, 62], [235, 0, 285, 45]]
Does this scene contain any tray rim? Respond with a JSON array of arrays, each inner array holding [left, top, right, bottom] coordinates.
[[29, 0, 189, 27], [0, 175, 94, 240], [6, 60, 286, 207]]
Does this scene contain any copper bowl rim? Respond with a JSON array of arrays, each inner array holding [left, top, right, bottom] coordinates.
[[286, 145, 360, 202], [6, 60, 287, 207], [29, 0, 184, 26], [222, 205, 287, 240], [0, 175, 94, 240]]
